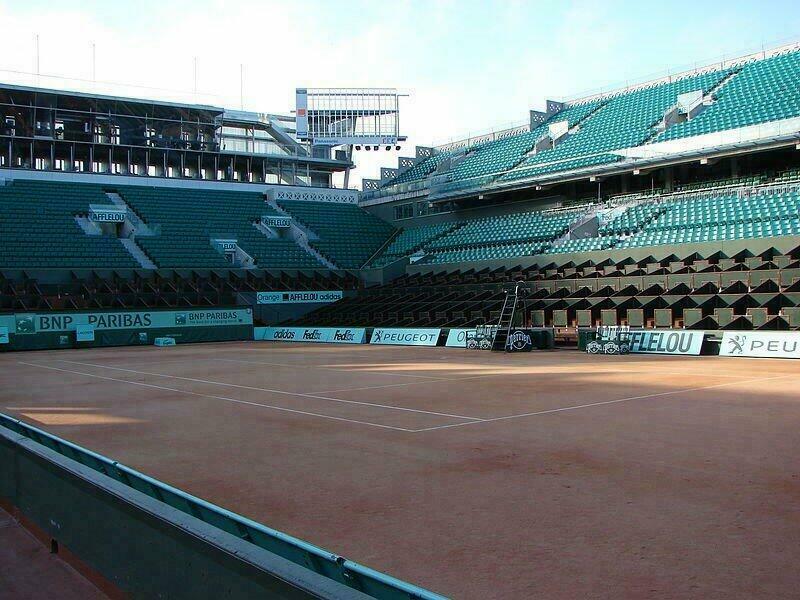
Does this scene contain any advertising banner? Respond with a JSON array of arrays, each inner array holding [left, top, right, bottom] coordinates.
[[263, 216, 292, 228], [89, 204, 126, 223], [256, 291, 343, 305], [505, 329, 533, 352], [370, 328, 441, 346], [2, 308, 253, 334], [0, 326, 8, 344], [256, 327, 366, 344], [626, 329, 704, 355], [445, 328, 475, 348], [719, 331, 800, 359], [75, 325, 95, 342]]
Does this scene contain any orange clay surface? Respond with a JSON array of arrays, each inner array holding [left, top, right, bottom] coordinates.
[[1, 342, 799, 599]]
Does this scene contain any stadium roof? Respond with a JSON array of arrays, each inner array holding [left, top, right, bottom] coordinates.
[[0, 81, 224, 113]]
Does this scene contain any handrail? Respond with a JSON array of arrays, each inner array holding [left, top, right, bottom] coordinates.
[[361, 227, 401, 269]]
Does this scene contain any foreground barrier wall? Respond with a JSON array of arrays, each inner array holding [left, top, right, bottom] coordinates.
[[0, 422, 371, 599], [0, 307, 253, 351], [0, 415, 446, 600]]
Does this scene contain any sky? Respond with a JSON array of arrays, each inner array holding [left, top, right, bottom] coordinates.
[[1, 0, 799, 188]]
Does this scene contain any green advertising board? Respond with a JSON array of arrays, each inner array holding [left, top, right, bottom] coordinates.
[[0, 308, 253, 351]]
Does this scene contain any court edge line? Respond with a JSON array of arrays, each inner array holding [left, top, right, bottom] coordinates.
[[410, 373, 797, 432], [54, 359, 482, 422], [16, 362, 420, 433]]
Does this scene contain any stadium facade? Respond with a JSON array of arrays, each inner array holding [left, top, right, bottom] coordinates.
[[1, 41, 800, 334], [3, 40, 800, 600]]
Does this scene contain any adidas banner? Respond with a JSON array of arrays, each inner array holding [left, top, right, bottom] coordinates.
[[627, 329, 704, 355], [370, 328, 441, 346], [256, 291, 343, 305], [719, 331, 800, 359], [256, 327, 366, 344]]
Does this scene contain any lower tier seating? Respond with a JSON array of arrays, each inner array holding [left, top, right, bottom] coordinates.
[[290, 246, 800, 331], [0, 269, 360, 313]]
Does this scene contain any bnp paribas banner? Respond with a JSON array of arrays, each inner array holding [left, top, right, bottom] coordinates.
[[627, 329, 705, 355], [719, 331, 800, 359], [256, 327, 366, 344], [256, 291, 344, 305], [0, 308, 253, 334], [370, 328, 441, 346]]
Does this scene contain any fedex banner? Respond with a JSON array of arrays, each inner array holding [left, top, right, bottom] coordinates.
[[1, 308, 252, 334], [627, 329, 705, 355], [256, 327, 366, 344], [370, 328, 441, 346], [719, 331, 800, 359], [256, 291, 343, 305]]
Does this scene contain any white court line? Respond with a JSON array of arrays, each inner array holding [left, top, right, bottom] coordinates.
[[312, 367, 751, 394], [314, 373, 502, 394], [211, 357, 448, 380], [411, 373, 797, 433], [56, 359, 481, 422], [16, 362, 419, 432]]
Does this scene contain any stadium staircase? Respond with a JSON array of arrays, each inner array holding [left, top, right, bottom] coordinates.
[[265, 198, 339, 269], [106, 192, 158, 236], [276, 199, 396, 269], [119, 238, 158, 269]]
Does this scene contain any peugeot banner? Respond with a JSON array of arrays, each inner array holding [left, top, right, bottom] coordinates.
[[719, 331, 800, 358], [256, 327, 366, 344], [627, 329, 705, 355], [370, 328, 441, 346]]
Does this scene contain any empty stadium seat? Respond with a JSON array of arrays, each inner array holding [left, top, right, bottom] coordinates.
[[0, 180, 138, 269], [118, 187, 321, 270], [277, 200, 395, 268]]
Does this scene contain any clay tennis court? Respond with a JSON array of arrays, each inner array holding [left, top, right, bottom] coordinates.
[[1, 342, 799, 599]]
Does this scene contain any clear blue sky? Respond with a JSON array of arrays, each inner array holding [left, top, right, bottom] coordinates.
[[1, 0, 799, 184]]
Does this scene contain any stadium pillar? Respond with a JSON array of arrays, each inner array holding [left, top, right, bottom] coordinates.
[[664, 166, 674, 192], [343, 144, 353, 189]]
